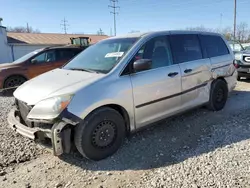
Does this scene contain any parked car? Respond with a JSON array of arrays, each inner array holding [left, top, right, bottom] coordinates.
[[8, 31, 237, 161], [228, 40, 250, 80], [0, 46, 83, 89]]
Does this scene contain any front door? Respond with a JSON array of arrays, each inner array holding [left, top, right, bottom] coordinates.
[[27, 49, 57, 79], [130, 35, 182, 129]]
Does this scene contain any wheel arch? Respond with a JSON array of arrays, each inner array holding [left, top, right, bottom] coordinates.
[[84, 104, 131, 135]]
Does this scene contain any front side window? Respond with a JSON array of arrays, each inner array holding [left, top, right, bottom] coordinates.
[[170, 34, 203, 64], [201, 35, 230, 57], [32, 50, 56, 63], [63, 38, 139, 73], [13, 49, 43, 64], [133, 36, 173, 70]]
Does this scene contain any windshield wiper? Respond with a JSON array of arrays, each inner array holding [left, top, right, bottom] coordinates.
[[69, 68, 98, 73]]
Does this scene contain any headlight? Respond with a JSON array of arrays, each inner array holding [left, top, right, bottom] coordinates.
[[235, 53, 242, 60], [27, 94, 73, 120]]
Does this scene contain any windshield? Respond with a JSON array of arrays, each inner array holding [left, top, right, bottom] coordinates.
[[12, 49, 43, 64], [228, 41, 244, 52], [63, 37, 139, 73]]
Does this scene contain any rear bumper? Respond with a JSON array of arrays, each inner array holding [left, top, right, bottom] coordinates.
[[8, 108, 73, 156]]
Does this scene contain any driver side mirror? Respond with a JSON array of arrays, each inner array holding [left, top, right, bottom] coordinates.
[[133, 59, 152, 72], [31, 59, 38, 64]]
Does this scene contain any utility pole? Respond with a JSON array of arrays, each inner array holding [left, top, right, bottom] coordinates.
[[110, 27, 113, 36], [61, 17, 69, 34], [26, 23, 30, 33], [234, 0, 237, 42], [219, 13, 223, 31], [109, 0, 119, 36]]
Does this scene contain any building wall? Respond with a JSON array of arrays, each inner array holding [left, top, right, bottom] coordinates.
[[0, 26, 12, 63], [11, 44, 50, 60]]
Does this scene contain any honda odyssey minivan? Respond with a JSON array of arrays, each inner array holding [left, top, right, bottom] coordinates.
[[8, 31, 237, 161]]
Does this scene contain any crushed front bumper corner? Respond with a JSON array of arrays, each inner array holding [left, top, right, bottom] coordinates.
[[7, 108, 73, 156], [8, 108, 40, 140]]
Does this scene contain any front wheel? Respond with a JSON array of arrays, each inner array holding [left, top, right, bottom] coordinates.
[[4, 75, 26, 89], [207, 79, 228, 111], [74, 107, 126, 161]]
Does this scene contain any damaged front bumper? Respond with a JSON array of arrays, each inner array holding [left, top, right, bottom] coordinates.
[[8, 108, 75, 156]]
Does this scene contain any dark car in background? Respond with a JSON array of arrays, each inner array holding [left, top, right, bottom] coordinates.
[[0, 46, 83, 89], [228, 40, 250, 81]]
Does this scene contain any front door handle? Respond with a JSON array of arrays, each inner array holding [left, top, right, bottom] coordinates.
[[184, 69, 192, 73], [168, 72, 178, 77]]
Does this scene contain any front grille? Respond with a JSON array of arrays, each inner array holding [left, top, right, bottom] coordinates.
[[16, 99, 33, 127], [243, 56, 250, 63]]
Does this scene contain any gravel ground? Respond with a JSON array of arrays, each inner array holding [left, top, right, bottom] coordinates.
[[0, 82, 250, 187], [0, 95, 42, 170]]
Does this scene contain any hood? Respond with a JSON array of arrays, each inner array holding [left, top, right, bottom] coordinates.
[[0, 62, 20, 69], [242, 50, 250, 55], [14, 68, 105, 105]]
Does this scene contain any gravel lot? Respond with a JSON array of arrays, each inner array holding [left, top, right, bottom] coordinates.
[[1, 81, 250, 188]]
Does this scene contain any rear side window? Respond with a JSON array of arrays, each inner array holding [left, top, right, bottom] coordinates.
[[57, 49, 81, 60], [170, 34, 203, 64], [200, 35, 229, 58]]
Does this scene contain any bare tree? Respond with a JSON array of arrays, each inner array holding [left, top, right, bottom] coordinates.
[[129, 30, 140, 33], [220, 27, 233, 40], [6, 26, 40, 33], [236, 22, 248, 42], [186, 25, 214, 32]]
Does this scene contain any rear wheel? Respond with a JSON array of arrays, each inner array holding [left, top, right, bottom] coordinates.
[[207, 79, 228, 111], [74, 107, 126, 161]]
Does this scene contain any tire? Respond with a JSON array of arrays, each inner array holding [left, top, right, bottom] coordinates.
[[237, 76, 241, 81], [207, 79, 228, 111], [74, 107, 126, 161], [3, 75, 26, 89]]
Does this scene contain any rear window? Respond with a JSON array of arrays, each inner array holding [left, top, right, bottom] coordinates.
[[170, 34, 203, 64], [200, 35, 229, 58]]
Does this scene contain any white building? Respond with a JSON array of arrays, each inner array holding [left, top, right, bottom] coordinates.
[[0, 26, 12, 63], [0, 25, 108, 64]]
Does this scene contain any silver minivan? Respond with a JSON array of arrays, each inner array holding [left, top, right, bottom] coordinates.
[[8, 31, 237, 160]]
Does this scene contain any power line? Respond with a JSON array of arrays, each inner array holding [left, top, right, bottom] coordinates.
[[109, 0, 119, 36], [60, 17, 69, 34]]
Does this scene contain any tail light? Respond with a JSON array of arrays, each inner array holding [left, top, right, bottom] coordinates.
[[233, 60, 239, 69]]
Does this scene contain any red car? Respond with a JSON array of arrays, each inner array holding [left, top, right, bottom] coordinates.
[[0, 46, 83, 89]]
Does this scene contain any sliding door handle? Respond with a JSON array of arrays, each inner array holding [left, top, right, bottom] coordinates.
[[168, 72, 178, 77], [184, 69, 192, 73]]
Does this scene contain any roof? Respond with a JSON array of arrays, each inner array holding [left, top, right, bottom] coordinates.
[[7, 32, 109, 45], [109, 30, 221, 40]]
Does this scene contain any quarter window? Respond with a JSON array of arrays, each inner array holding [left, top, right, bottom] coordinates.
[[170, 34, 203, 64], [200, 35, 229, 57]]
